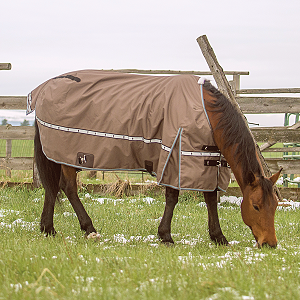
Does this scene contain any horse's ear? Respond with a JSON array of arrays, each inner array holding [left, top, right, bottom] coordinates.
[[269, 167, 283, 185], [247, 171, 256, 185]]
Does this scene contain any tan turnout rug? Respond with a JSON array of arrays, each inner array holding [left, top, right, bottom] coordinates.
[[27, 70, 230, 191]]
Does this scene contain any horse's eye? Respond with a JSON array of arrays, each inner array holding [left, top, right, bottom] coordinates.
[[253, 205, 260, 212]]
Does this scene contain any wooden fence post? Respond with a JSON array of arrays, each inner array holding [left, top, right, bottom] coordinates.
[[5, 139, 12, 177], [1, 63, 12, 177], [196, 35, 282, 201]]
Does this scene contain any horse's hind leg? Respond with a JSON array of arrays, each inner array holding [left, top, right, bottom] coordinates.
[[203, 190, 228, 245], [60, 165, 96, 235], [40, 164, 61, 236], [158, 187, 179, 244], [34, 122, 61, 236]]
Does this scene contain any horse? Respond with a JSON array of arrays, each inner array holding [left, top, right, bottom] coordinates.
[[30, 71, 281, 248]]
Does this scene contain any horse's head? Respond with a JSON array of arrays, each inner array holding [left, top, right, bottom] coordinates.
[[240, 169, 282, 248]]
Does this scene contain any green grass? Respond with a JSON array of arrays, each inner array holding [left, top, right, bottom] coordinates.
[[1, 187, 300, 299], [0, 140, 34, 157]]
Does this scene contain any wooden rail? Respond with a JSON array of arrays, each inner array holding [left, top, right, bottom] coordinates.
[[0, 125, 35, 139], [0, 63, 11, 70], [2, 95, 300, 114], [101, 69, 249, 76], [0, 96, 27, 109], [238, 88, 300, 94], [236, 97, 300, 114], [1, 122, 299, 144]]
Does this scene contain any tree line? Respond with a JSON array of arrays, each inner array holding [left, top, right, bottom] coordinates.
[[1, 119, 32, 126]]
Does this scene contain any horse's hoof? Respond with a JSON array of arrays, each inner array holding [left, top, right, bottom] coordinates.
[[157, 233, 174, 245], [86, 232, 101, 240], [161, 241, 175, 247], [212, 235, 229, 246], [41, 226, 56, 237]]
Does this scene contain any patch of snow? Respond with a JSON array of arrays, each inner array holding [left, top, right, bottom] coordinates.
[[92, 198, 124, 205], [0, 209, 20, 217], [143, 235, 156, 242], [63, 212, 76, 217], [220, 196, 242, 206], [114, 234, 128, 244], [143, 197, 155, 204], [112, 234, 158, 244], [278, 200, 300, 209], [229, 240, 240, 245], [92, 197, 156, 205], [219, 195, 300, 210]]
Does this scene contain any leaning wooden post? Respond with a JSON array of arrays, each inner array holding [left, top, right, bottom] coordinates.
[[196, 35, 282, 201]]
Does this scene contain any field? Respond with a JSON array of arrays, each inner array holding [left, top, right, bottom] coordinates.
[[1, 187, 300, 299]]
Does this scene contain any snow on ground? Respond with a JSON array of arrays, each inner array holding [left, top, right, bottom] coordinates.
[[277, 200, 300, 209], [219, 195, 300, 209], [1, 191, 300, 234], [0, 209, 37, 231], [90, 196, 156, 205], [220, 196, 243, 206]]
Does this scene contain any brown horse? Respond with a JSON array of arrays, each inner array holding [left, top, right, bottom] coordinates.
[[33, 75, 281, 248], [199, 82, 281, 247]]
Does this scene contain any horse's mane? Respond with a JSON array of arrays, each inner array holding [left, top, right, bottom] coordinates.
[[203, 80, 274, 194]]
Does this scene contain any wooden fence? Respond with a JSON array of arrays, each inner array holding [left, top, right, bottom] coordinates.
[[1, 66, 300, 186]]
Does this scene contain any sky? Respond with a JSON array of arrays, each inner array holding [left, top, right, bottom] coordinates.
[[1, 0, 300, 126]]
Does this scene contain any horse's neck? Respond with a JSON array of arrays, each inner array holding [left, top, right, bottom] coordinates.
[[219, 144, 247, 191], [203, 104, 260, 192]]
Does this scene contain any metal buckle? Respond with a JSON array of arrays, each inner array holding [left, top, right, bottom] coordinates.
[[79, 155, 87, 165]]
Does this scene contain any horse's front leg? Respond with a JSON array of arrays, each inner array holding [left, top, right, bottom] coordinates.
[[203, 190, 228, 245], [158, 187, 179, 244], [41, 190, 59, 236]]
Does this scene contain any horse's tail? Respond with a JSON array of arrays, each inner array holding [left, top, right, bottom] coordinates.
[[34, 122, 61, 199]]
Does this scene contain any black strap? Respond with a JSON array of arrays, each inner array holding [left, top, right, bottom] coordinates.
[[202, 145, 220, 152], [204, 160, 230, 168]]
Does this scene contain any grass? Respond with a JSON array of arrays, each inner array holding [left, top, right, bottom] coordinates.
[[1, 187, 300, 299], [0, 140, 34, 157]]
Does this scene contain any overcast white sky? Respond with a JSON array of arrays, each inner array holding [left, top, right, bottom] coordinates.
[[1, 0, 300, 126]]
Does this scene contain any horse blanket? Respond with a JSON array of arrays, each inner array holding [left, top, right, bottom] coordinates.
[[27, 70, 230, 191]]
